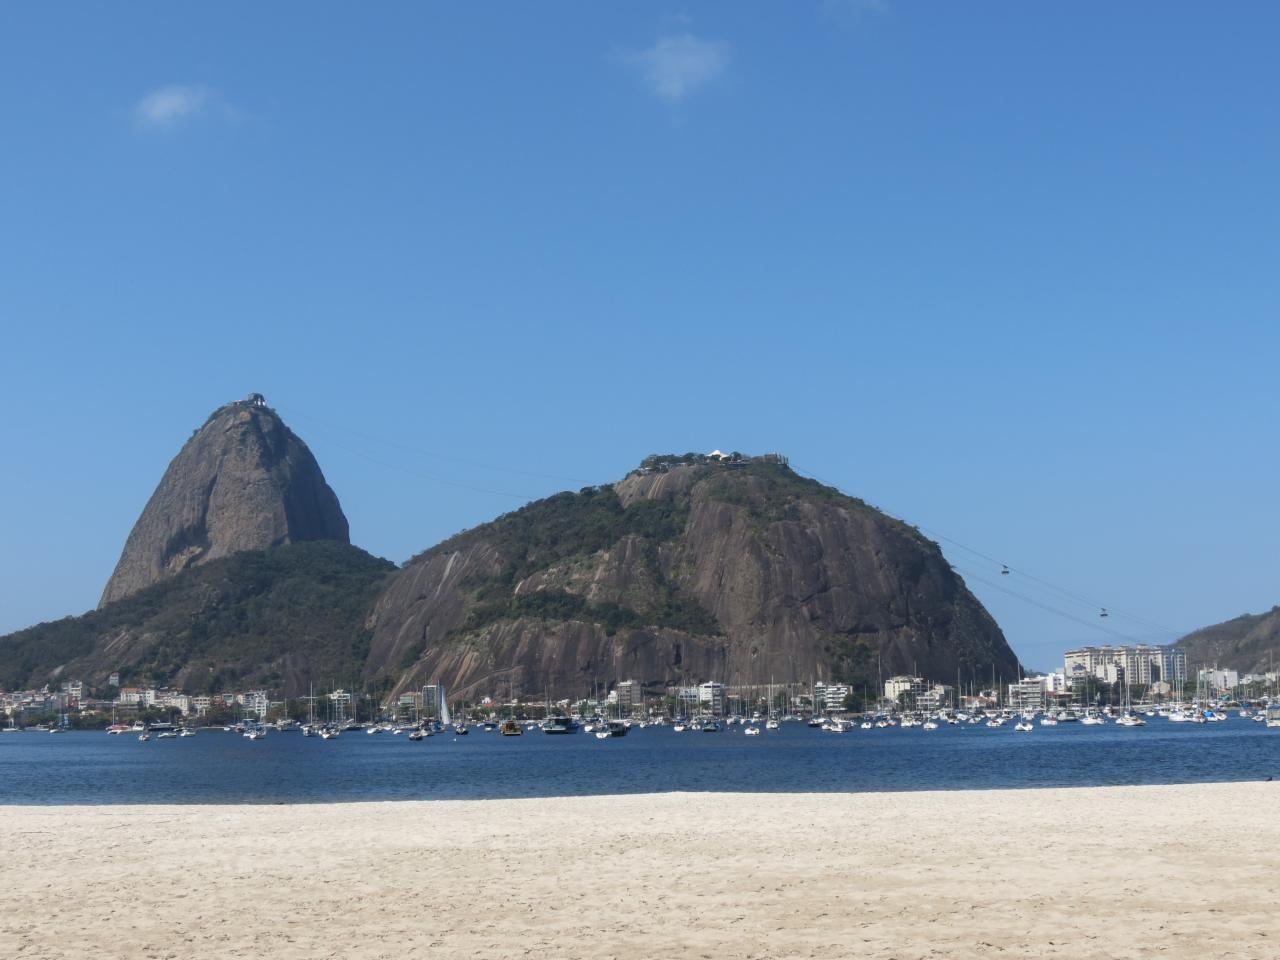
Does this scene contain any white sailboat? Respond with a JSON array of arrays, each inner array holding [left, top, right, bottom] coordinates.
[[439, 684, 452, 727]]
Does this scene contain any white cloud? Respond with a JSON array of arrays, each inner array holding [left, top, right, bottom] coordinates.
[[134, 85, 211, 128], [630, 34, 729, 102]]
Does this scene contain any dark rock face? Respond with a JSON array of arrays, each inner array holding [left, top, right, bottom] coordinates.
[[99, 399, 349, 607], [367, 460, 1021, 702], [1176, 607, 1280, 674]]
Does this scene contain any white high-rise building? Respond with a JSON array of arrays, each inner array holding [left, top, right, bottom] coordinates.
[[698, 682, 724, 713], [1063, 645, 1186, 689]]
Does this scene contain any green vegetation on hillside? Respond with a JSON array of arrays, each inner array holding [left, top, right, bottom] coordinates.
[[424, 484, 721, 641], [453, 585, 720, 641], [0, 542, 395, 693], [427, 485, 687, 577], [1176, 606, 1280, 674]]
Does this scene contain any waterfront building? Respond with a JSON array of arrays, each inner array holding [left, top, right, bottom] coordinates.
[[1007, 678, 1046, 712], [698, 682, 725, 714], [915, 684, 952, 712], [884, 676, 928, 704], [1197, 668, 1239, 695], [614, 680, 643, 708], [813, 682, 851, 711], [674, 686, 700, 713], [1063, 645, 1187, 689], [421, 684, 445, 713]]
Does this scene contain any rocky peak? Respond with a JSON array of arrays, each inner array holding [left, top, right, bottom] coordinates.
[[98, 396, 349, 606]]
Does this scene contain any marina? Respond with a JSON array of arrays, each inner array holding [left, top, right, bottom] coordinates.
[[2, 709, 1276, 805]]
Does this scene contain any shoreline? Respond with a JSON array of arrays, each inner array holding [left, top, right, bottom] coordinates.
[[5, 782, 1276, 959], [2, 775, 1278, 808]]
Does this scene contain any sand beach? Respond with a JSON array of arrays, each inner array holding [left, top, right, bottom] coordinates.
[[3, 782, 1276, 960]]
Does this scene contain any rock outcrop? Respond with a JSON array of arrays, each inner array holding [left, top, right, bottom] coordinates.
[[367, 456, 1021, 702], [99, 396, 349, 607]]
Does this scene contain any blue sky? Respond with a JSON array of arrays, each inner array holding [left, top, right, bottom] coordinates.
[[2, 2, 1277, 670]]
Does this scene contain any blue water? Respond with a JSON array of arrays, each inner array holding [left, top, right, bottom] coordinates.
[[2, 720, 1277, 804]]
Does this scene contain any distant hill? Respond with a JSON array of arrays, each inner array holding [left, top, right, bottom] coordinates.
[[1175, 606, 1280, 674], [0, 542, 394, 696], [100, 395, 349, 606], [367, 455, 1021, 702]]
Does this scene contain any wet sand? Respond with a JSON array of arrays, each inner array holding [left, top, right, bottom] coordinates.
[[3, 782, 1276, 959]]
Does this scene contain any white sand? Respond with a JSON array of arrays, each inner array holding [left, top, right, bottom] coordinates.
[[3, 783, 1276, 959]]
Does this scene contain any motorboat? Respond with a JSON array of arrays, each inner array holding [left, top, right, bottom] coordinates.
[[1014, 721, 1034, 732], [541, 716, 576, 735], [499, 720, 523, 736], [743, 725, 761, 736]]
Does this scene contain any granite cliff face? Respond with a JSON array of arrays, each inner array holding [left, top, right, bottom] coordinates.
[[367, 458, 1021, 702], [6, 447, 1022, 702], [99, 397, 350, 607]]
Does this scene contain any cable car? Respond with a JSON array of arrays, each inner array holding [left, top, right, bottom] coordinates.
[[1099, 608, 1109, 618], [1001, 565, 1010, 576]]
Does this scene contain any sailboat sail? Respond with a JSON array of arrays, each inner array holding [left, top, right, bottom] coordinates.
[[439, 685, 451, 726]]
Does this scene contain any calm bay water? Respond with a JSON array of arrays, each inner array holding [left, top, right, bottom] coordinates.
[[2, 719, 1277, 804]]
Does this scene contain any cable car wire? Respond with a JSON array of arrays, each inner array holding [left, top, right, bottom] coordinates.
[[788, 461, 1183, 641]]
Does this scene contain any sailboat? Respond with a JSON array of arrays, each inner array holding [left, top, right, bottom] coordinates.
[[1116, 680, 1146, 726]]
